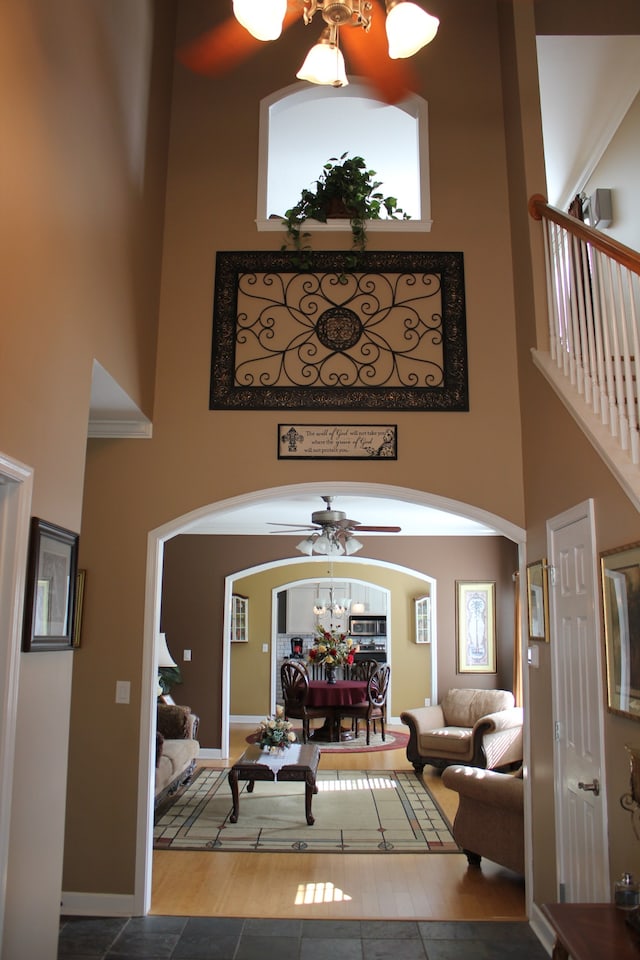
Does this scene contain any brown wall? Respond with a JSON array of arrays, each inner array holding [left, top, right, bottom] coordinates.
[[0, 1, 175, 952]]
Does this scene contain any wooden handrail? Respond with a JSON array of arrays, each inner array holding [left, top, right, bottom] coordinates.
[[529, 194, 640, 276]]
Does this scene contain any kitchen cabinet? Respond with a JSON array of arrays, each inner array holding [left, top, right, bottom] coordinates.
[[231, 594, 248, 643]]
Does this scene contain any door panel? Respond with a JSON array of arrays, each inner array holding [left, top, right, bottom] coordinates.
[[548, 501, 609, 902]]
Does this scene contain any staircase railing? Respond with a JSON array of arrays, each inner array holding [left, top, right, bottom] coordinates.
[[529, 194, 640, 472]]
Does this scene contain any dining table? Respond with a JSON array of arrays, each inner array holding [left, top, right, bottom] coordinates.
[[306, 679, 368, 742]]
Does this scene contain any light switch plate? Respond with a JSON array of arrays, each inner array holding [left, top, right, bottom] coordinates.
[[115, 680, 130, 704]]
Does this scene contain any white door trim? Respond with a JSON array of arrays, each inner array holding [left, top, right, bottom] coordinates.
[[0, 452, 34, 938]]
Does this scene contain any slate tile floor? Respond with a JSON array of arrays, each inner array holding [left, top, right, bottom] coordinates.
[[58, 916, 549, 959]]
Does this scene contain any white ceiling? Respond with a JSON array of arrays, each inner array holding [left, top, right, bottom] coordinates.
[[188, 492, 499, 537], [537, 35, 640, 209], [88, 33, 640, 537]]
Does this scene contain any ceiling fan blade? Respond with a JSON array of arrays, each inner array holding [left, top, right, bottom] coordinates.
[[267, 522, 317, 529], [340, 2, 418, 105], [177, 7, 300, 78], [349, 525, 402, 533]]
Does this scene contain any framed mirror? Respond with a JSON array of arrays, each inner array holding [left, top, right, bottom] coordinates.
[[22, 517, 79, 652]]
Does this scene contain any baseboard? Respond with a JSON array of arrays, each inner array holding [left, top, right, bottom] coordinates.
[[528, 901, 556, 955], [198, 747, 224, 760], [61, 891, 136, 917]]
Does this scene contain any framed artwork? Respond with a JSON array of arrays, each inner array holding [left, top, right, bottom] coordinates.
[[210, 250, 468, 411], [456, 581, 496, 674], [600, 541, 640, 721], [22, 517, 79, 652], [526, 560, 549, 642]]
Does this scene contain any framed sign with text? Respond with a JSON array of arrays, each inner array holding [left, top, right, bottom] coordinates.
[[278, 424, 397, 460]]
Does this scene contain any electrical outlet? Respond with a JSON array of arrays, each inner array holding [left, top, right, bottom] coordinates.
[[424, 698, 431, 707], [262, 643, 269, 653], [183, 649, 192, 661]]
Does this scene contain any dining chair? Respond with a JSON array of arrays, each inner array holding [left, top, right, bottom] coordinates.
[[280, 659, 326, 743], [340, 664, 391, 746]]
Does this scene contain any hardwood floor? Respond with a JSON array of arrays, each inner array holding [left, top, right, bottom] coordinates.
[[151, 724, 526, 920]]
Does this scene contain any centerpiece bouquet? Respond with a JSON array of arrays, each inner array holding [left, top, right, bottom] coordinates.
[[308, 625, 358, 681], [255, 704, 297, 753]]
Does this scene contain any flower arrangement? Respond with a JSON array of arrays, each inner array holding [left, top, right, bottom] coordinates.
[[308, 625, 358, 667], [256, 704, 297, 752]]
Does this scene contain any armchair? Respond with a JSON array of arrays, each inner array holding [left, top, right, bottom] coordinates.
[[400, 688, 523, 773], [441, 764, 524, 875]]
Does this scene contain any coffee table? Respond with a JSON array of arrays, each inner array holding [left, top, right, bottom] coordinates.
[[228, 743, 320, 825]]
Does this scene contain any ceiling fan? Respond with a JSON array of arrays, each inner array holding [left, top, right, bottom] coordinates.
[[268, 495, 401, 555], [177, 1, 439, 106]]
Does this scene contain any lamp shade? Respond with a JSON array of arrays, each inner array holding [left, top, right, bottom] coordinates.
[[157, 632, 178, 669], [386, 1, 439, 59], [233, 0, 287, 41], [297, 33, 349, 87]]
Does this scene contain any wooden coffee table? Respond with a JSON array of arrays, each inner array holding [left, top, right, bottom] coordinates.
[[228, 743, 320, 825], [542, 902, 640, 959]]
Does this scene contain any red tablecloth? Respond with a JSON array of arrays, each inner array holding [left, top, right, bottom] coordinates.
[[307, 680, 367, 708]]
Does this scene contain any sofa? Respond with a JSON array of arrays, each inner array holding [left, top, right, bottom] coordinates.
[[400, 688, 523, 773], [155, 703, 200, 808], [441, 764, 525, 875]]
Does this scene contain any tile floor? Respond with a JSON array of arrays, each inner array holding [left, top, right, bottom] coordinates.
[[58, 916, 549, 959]]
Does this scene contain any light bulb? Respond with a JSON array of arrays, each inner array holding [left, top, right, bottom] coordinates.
[[386, 1, 439, 59], [233, 0, 287, 41]]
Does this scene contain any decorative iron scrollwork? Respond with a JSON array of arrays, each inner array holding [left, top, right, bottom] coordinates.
[[210, 251, 468, 411]]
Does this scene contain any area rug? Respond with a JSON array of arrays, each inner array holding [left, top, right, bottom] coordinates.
[[246, 730, 410, 754], [154, 767, 460, 855]]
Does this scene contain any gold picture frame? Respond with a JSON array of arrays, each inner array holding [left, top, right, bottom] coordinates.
[[526, 559, 549, 642], [601, 541, 640, 721], [456, 581, 496, 674]]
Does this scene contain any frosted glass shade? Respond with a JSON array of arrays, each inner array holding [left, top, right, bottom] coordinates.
[[386, 2, 439, 59], [297, 41, 348, 87], [233, 0, 287, 41]]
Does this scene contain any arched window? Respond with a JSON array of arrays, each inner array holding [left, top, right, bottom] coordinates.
[[257, 80, 432, 233]]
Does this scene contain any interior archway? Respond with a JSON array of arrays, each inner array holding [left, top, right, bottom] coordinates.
[[136, 481, 526, 915]]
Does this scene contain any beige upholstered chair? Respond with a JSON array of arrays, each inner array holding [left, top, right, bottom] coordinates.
[[441, 764, 525, 875], [400, 688, 523, 773]]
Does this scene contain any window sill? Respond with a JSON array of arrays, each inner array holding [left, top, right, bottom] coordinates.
[[256, 217, 433, 233]]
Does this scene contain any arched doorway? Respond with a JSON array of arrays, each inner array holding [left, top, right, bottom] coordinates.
[[135, 481, 526, 915]]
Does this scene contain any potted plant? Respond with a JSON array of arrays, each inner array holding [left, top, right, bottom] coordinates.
[[282, 152, 409, 271]]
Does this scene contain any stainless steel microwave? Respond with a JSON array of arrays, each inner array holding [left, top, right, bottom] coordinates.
[[349, 616, 386, 637]]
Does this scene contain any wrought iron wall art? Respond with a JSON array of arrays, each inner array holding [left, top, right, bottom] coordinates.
[[210, 251, 468, 411]]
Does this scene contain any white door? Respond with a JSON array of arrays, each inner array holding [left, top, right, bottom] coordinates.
[[547, 499, 610, 902]]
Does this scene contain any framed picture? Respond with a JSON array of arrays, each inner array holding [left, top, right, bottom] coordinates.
[[456, 581, 496, 674], [210, 250, 468, 411], [526, 560, 549, 642], [600, 541, 640, 721], [22, 517, 79, 652]]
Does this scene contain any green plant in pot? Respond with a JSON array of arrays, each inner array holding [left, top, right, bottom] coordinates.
[[282, 152, 410, 273]]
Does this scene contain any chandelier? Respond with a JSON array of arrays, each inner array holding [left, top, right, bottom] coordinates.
[[232, 1, 439, 88], [313, 586, 350, 616]]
